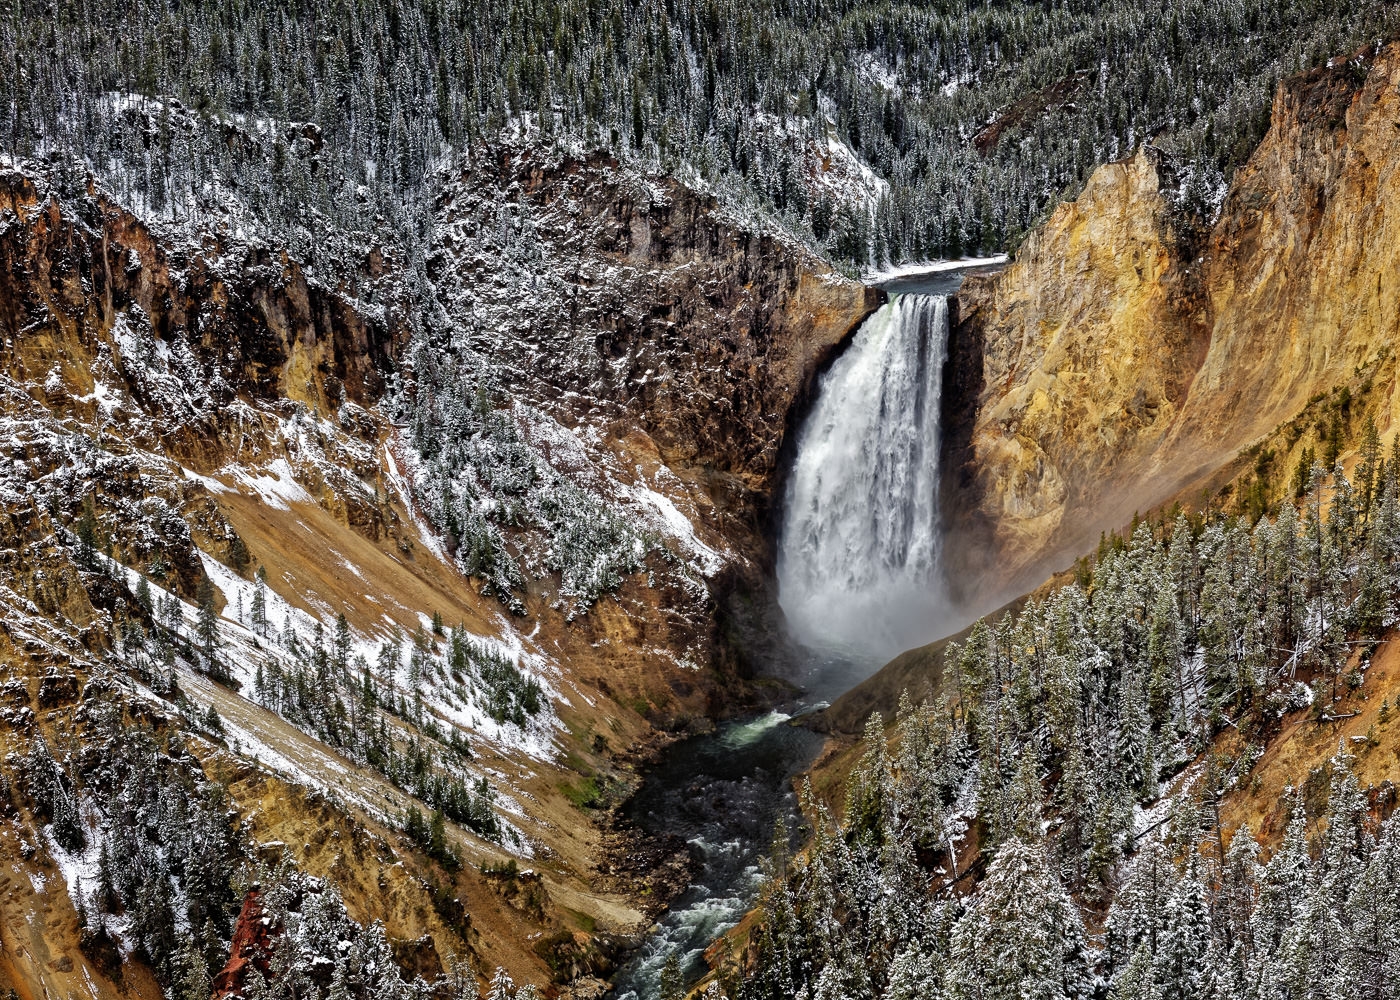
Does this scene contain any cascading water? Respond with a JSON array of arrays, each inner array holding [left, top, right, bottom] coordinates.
[[609, 711, 820, 1000], [778, 293, 952, 658]]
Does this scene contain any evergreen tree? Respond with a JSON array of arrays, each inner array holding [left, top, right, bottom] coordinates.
[[251, 565, 269, 632], [945, 838, 1090, 1000], [136, 574, 153, 611], [660, 952, 685, 1000], [333, 612, 352, 680], [487, 968, 515, 1000], [76, 493, 101, 569], [196, 574, 220, 672], [176, 941, 213, 1000]]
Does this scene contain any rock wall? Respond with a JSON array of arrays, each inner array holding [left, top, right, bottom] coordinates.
[[430, 148, 880, 557], [945, 42, 1400, 605], [0, 169, 402, 424], [427, 149, 880, 678]]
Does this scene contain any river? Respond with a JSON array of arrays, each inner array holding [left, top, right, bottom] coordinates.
[[607, 648, 874, 1000]]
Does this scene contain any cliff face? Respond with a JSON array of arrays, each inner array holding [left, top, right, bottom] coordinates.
[[0, 149, 871, 998], [0, 168, 401, 413], [944, 148, 1206, 598], [1162, 47, 1400, 471], [426, 149, 879, 677], [430, 148, 879, 556], [946, 42, 1400, 602]]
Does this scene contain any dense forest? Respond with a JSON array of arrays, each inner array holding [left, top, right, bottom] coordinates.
[[733, 438, 1400, 1000], [7, 0, 1399, 271]]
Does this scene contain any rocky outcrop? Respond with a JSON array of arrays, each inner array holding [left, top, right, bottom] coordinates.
[[1158, 46, 1400, 473], [942, 146, 1206, 601], [0, 170, 403, 429], [945, 41, 1400, 605], [425, 150, 879, 680], [212, 890, 274, 998], [429, 149, 880, 559]]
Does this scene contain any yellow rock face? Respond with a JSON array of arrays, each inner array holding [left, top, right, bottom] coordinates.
[[950, 42, 1400, 603], [1168, 46, 1400, 471]]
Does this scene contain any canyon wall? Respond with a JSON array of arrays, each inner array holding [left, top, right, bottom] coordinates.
[[426, 148, 881, 678], [430, 148, 880, 559], [944, 41, 1400, 604], [0, 149, 872, 997]]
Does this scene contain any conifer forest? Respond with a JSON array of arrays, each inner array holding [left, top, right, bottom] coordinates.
[[6, 0, 1397, 268]]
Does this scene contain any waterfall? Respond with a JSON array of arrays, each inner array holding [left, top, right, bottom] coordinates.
[[778, 293, 952, 658]]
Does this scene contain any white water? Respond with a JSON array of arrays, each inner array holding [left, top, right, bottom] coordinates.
[[778, 293, 953, 657]]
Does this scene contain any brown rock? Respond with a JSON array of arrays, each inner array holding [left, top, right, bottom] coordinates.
[[212, 890, 275, 999]]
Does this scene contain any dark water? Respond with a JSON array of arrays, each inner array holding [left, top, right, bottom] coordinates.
[[608, 711, 825, 998], [608, 647, 877, 999]]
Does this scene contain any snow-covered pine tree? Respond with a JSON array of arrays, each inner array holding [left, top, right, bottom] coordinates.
[[945, 837, 1090, 1000]]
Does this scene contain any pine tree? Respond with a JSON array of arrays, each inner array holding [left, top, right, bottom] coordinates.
[[177, 941, 213, 1000], [1152, 849, 1211, 1000], [883, 944, 939, 1000], [1218, 825, 1260, 959], [96, 839, 116, 912], [228, 535, 251, 574], [136, 574, 153, 611], [76, 493, 100, 569], [1357, 418, 1382, 521], [196, 574, 220, 672], [487, 967, 515, 1000], [660, 951, 685, 1000], [443, 955, 481, 1000], [1108, 838, 1172, 969], [327, 961, 354, 1000], [333, 612, 352, 680], [845, 714, 889, 843], [946, 837, 1090, 1000], [251, 566, 268, 632], [1109, 944, 1163, 1000], [1343, 818, 1400, 998]]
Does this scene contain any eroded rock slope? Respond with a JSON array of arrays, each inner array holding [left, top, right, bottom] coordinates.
[[945, 42, 1400, 604], [0, 148, 870, 998]]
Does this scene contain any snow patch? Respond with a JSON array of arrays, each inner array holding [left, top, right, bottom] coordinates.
[[225, 458, 313, 510], [629, 484, 724, 577], [182, 467, 232, 494]]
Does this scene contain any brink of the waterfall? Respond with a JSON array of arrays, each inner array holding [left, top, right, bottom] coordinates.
[[778, 293, 953, 659]]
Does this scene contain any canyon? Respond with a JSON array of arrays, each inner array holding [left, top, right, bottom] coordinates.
[[2, 29, 1400, 1000], [0, 147, 873, 998], [807, 45, 1400, 908]]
